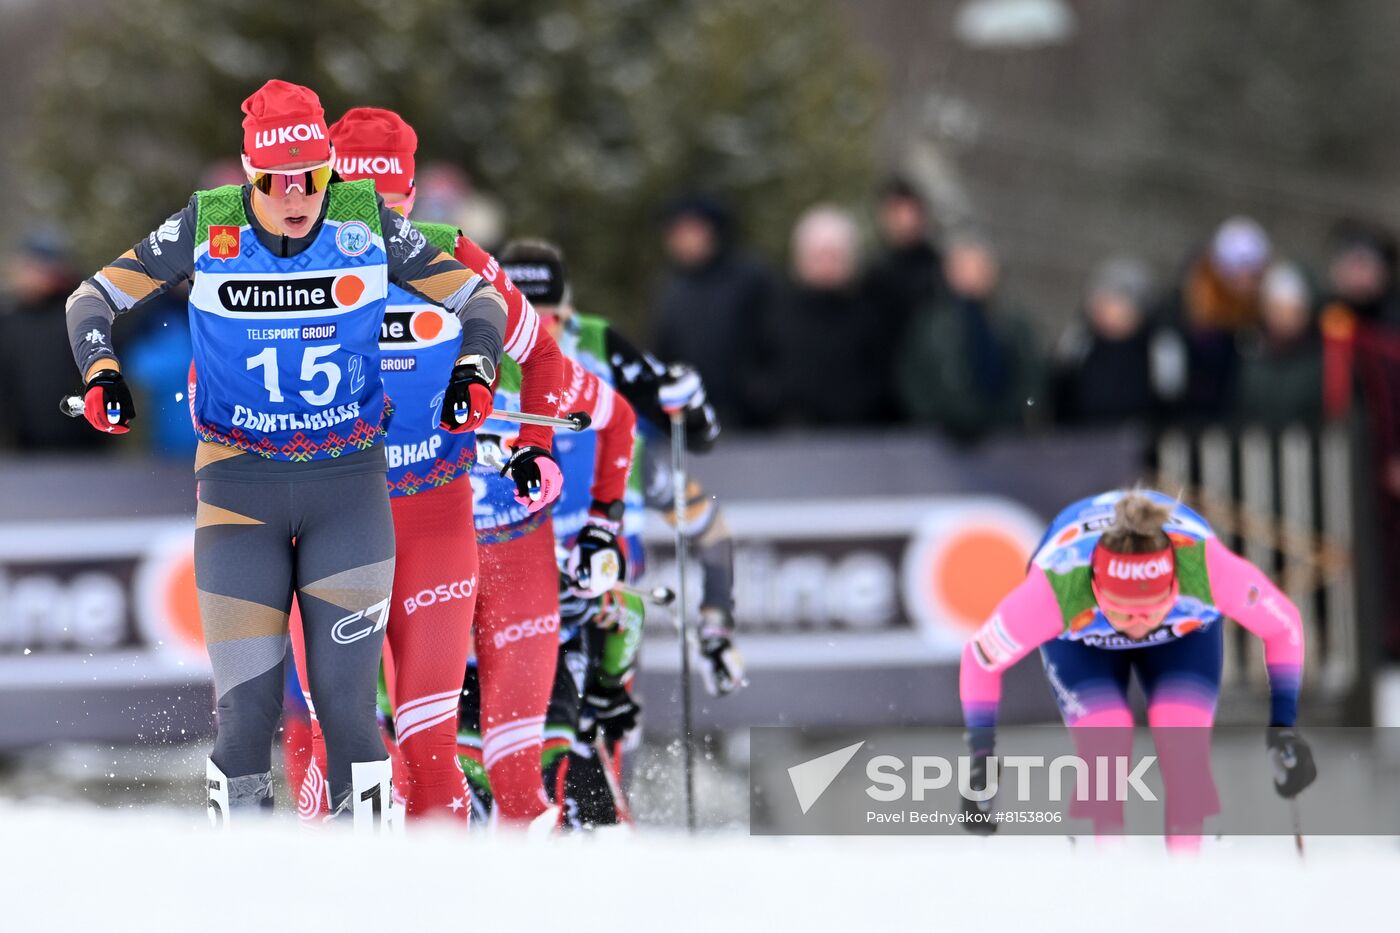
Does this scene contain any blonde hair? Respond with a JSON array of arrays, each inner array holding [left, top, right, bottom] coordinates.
[[1098, 492, 1172, 554]]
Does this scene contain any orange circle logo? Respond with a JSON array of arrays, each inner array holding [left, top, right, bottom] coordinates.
[[411, 310, 444, 341], [933, 528, 1029, 630], [163, 549, 206, 652], [334, 274, 365, 306], [901, 499, 1045, 653]]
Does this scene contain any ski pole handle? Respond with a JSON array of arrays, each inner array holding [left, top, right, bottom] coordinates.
[[561, 572, 674, 606], [492, 408, 591, 432], [60, 395, 84, 418], [614, 581, 676, 607]]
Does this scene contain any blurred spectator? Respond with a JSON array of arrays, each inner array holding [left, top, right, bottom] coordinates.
[[864, 177, 944, 364], [1316, 220, 1400, 418], [123, 287, 196, 460], [1231, 262, 1322, 429], [1312, 221, 1399, 429], [412, 163, 506, 251], [0, 230, 102, 452], [1051, 256, 1184, 426], [652, 193, 775, 428], [895, 233, 1043, 441], [1323, 219, 1400, 327], [199, 158, 246, 188], [1318, 221, 1400, 654], [411, 163, 472, 226], [1159, 216, 1271, 419], [762, 205, 889, 427]]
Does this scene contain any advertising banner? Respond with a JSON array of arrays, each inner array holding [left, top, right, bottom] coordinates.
[[0, 430, 1145, 744]]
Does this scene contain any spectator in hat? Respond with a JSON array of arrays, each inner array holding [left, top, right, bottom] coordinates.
[[1232, 262, 1323, 430], [0, 230, 103, 451], [1323, 219, 1400, 328], [651, 193, 776, 429], [895, 233, 1043, 441], [1317, 220, 1400, 420], [1158, 216, 1272, 420], [1051, 256, 1185, 427], [864, 177, 945, 395]]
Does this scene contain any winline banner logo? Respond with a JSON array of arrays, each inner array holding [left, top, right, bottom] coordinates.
[[750, 726, 1396, 837]]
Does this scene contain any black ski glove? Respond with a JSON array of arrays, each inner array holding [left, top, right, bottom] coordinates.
[[567, 508, 626, 598], [1266, 728, 1318, 799], [81, 369, 136, 434], [500, 445, 562, 513], [582, 680, 641, 745], [961, 754, 997, 835]]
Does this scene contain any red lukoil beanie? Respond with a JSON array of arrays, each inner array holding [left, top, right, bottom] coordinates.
[[241, 79, 331, 169], [328, 107, 417, 193]]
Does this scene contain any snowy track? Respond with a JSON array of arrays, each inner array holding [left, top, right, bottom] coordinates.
[[0, 804, 1391, 932]]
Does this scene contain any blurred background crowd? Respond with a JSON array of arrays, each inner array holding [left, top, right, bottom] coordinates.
[[647, 191, 1400, 440], [7, 175, 1399, 450], [3, 0, 1400, 452]]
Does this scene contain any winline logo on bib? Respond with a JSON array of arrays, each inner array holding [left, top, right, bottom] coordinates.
[[217, 275, 366, 313]]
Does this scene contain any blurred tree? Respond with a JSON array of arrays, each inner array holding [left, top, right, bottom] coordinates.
[[25, 0, 882, 333]]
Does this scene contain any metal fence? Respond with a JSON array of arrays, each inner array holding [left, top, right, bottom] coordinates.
[[1156, 424, 1360, 714]]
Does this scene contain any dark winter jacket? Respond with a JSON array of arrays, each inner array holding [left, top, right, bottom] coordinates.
[[652, 248, 775, 429], [1051, 320, 1184, 427], [1231, 330, 1323, 430], [864, 240, 944, 356], [0, 286, 105, 451], [761, 282, 894, 427], [896, 294, 1044, 441]]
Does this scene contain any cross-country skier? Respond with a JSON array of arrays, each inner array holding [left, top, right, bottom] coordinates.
[[455, 329, 638, 827], [64, 80, 508, 825], [495, 240, 747, 825], [958, 489, 1316, 845], [503, 240, 744, 689], [285, 106, 567, 825]]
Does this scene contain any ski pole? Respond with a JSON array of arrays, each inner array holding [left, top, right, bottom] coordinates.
[[593, 735, 633, 825], [491, 408, 591, 432], [670, 410, 697, 833], [1290, 798, 1305, 859]]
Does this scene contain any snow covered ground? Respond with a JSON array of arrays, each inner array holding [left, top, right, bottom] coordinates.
[[0, 801, 1392, 932], [0, 738, 1393, 931]]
